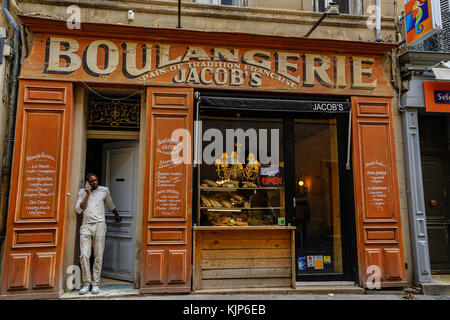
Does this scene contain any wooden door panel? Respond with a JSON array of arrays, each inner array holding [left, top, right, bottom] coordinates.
[[352, 97, 406, 288], [17, 110, 63, 222], [1, 81, 73, 297], [33, 252, 56, 288], [145, 250, 165, 284], [141, 87, 193, 293], [167, 250, 187, 284], [8, 253, 31, 290], [383, 248, 402, 280], [359, 123, 394, 220]]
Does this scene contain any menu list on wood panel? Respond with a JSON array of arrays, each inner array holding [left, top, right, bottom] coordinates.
[[154, 137, 183, 217], [365, 160, 389, 211], [22, 152, 57, 218]]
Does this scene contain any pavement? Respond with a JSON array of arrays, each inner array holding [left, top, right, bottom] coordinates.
[[59, 283, 450, 300], [112, 293, 450, 300], [421, 275, 450, 295], [49, 275, 450, 301]]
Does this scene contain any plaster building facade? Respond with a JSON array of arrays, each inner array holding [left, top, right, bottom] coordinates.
[[0, 0, 417, 298]]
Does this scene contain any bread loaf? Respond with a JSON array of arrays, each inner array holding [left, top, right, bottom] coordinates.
[[204, 179, 219, 187]]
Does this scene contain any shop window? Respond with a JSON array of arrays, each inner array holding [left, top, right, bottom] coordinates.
[[314, 0, 363, 15], [294, 119, 343, 275], [194, 0, 248, 6], [198, 117, 285, 227]]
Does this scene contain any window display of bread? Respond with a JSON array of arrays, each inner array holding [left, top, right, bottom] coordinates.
[[210, 215, 249, 226], [204, 179, 219, 187], [222, 182, 236, 188], [242, 181, 257, 188], [200, 195, 213, 207], [200, 192, 244, 208], [230, 194, 243, 202], [201, 180, 240, 189], [219, 199, 233, 208], [199, 169, 284, 227]]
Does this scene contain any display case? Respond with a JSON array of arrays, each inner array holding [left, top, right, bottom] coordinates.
[[198, 169, 285, 227]]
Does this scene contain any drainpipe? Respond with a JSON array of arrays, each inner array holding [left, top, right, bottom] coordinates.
[[0, 0, 21, 245], [177, 0, 181, 28], [376, 0, 382, 41]]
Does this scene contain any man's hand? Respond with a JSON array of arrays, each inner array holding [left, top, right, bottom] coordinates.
[[112, 209, 121, 222], [84, 181, 91, 194]]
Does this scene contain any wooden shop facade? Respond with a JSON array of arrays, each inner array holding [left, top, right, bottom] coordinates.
[[0, 15, 407, 298]]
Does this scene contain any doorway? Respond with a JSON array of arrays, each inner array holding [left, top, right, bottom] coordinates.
[[288, 117, 355, 280], [85, 139, 139, 283], [419, 115, 450, 274]]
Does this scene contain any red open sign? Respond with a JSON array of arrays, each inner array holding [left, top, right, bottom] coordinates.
[[258, 166, 284, 187]]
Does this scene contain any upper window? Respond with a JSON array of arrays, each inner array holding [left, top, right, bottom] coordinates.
[[314, 0, 363, 15], [194, 0, 248, 6]]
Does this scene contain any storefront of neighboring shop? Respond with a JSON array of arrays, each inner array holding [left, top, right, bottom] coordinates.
[[400, 51, 450, 284], [0, 15, 407, 298]]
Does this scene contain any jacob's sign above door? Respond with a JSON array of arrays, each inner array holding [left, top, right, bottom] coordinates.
[[20, 34, 392, 96], [405, 0, 442, 46]]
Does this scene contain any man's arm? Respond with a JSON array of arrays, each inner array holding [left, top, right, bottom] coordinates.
[[105, 188, 121, 222], [79, 191, 90, 210], [75, 189, 88, 214]]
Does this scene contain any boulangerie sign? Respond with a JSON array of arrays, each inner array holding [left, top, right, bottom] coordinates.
[[20, 34, 392, 96]]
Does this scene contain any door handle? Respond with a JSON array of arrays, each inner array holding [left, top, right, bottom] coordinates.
[[293, 197, 296, 208]]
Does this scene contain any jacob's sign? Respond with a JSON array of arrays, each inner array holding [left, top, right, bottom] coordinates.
[[20, 34, 392, 95]]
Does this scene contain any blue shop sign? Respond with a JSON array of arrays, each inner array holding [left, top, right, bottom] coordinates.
[[434, 91, 450, 104]]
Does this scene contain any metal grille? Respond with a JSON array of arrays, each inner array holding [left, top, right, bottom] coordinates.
[[440, 0, 450, 51], [88, 98, 140, 130]]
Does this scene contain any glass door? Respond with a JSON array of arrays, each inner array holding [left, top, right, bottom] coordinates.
[[290, 117, 355, 280]]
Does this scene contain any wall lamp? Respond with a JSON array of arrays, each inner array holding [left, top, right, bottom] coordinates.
[[304, 2, 340, 38]]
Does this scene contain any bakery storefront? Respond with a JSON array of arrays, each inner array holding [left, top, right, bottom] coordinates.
[[0, 16, 407, 298]]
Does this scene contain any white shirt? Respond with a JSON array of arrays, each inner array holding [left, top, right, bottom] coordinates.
[[75, 186, 116, 224]]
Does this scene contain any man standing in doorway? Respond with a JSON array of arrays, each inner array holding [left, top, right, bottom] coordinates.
[[75, 173, 121, 295]]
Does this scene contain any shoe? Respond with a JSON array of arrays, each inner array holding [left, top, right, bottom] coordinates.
[[79, 284, 90, 295], [91, 285, 100, 294]]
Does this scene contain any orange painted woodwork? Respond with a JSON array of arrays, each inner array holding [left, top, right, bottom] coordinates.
[[351, 96, 407, 288], [1, 80, 73, 297], [140, 87, 193, 293]]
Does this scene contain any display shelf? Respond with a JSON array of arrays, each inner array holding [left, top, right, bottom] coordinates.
[[200, 207, 284, 210], [193, 226, 296, 230], [200, 187, 284, 191]]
